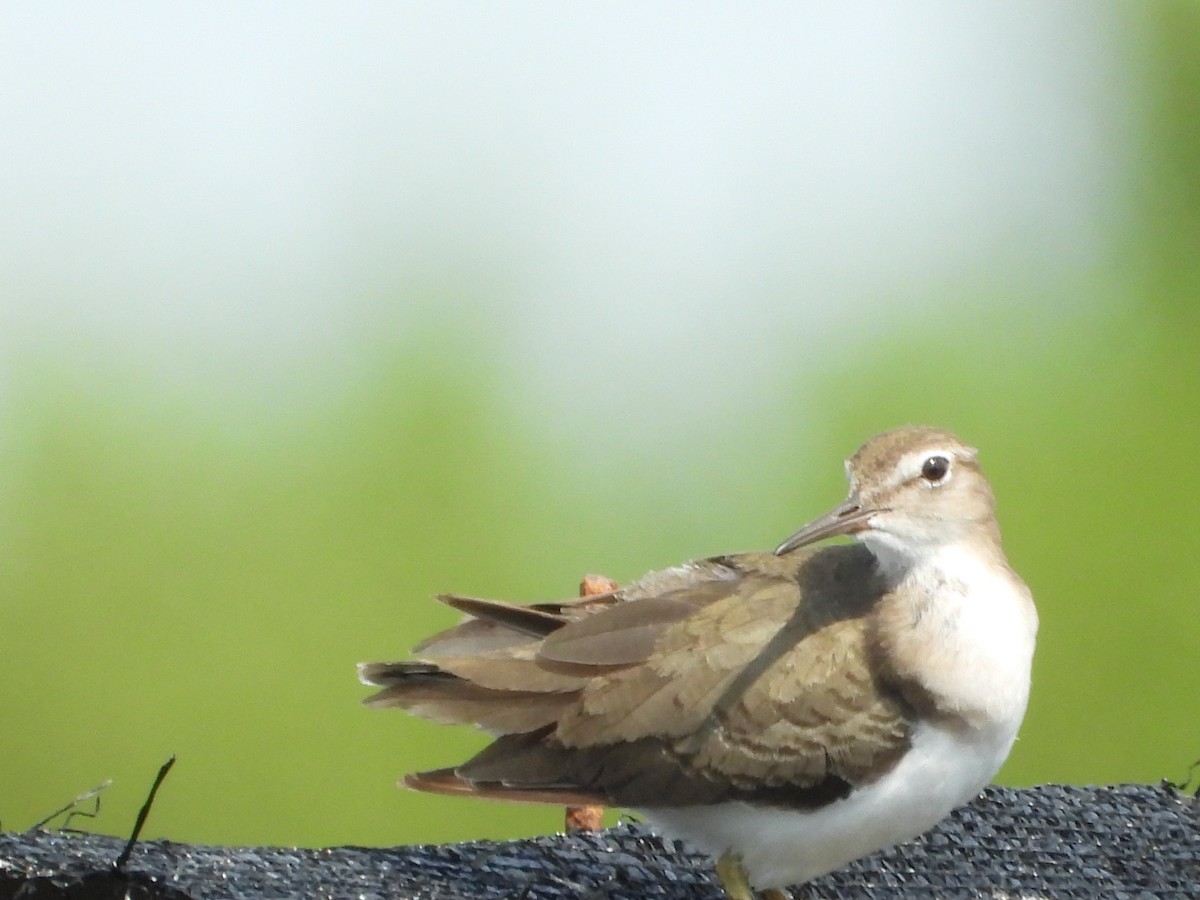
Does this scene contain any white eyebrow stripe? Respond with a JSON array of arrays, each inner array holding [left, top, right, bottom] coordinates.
[[843, 458, 859, 493]]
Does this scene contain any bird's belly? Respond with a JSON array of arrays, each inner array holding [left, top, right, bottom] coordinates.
[[639, 720, 1016, 890]]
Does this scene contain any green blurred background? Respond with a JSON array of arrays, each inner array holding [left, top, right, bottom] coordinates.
[[1, 4, 1196, 848]]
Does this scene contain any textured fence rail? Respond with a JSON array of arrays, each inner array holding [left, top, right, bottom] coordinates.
[[1, 785, 1197, 899]]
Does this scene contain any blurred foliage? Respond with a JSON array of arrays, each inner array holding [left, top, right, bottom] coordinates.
[[1, 6, 1197, 850]]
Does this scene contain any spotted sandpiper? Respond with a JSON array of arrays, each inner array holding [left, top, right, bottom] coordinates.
[[359, 426, 1038, 898]]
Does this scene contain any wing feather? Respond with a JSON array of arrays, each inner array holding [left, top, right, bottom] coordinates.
[[365, 543, 913, 809]]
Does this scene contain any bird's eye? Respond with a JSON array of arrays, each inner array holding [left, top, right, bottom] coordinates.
[[921, 455, 950, 483]]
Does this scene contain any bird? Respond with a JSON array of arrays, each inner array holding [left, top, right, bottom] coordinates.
[[358, 425, 1038, 899]]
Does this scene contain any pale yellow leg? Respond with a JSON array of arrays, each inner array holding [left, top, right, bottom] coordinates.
[[714, 853, 794, 900], [715, 852, 756, 900]]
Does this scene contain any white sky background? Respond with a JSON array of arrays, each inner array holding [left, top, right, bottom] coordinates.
[[0, 3, 1135, 454]]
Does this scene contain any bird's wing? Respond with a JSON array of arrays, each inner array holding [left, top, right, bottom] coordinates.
[[368, 545, 912, 809], [547, 553, 911, 798]]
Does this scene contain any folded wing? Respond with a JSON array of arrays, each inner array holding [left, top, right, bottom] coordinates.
[[360, 544, 911, 810]]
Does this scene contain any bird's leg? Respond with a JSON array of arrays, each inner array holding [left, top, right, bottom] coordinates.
[[715, 852, 755, 900], [714, 853, 794, 900]]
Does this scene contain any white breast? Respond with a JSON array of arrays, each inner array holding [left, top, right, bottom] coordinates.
[[890, 541, 1038, 730]]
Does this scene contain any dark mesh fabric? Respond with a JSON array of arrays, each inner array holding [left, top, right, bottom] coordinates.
[[1, 784, 1196, 899]]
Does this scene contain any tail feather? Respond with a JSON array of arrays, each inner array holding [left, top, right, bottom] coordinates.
[[413, 617, 535, 657], [404, 767, 604, 807], [363, 581, 668, 808], [414, 589, 625, 657], [358, 660, 441, 686], [437, 594, 567, 637], [357, 660, 572, 733]]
